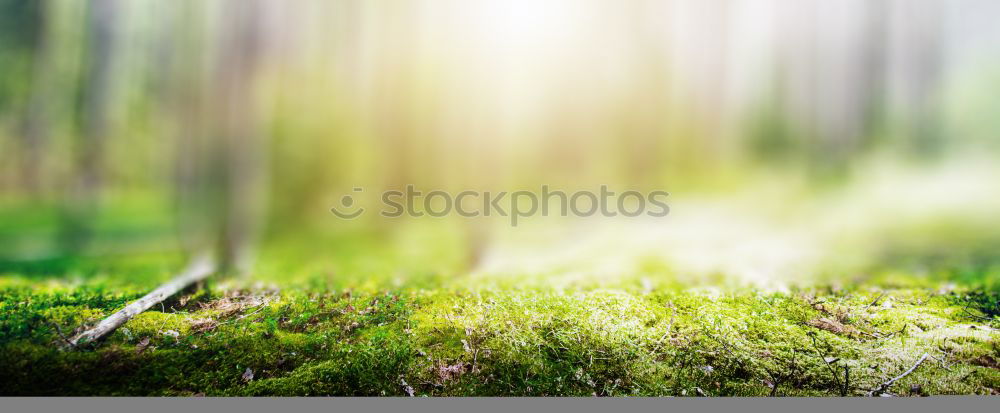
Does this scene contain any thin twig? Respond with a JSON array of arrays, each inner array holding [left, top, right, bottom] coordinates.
[[652, 314, 675, 353], [842, 365, 850, 396], [866, 292, 887, 310], [869, 353, 929, 396], [810, 334, 843, 393], [960, 301, 993, 321], [217, 297, 272, 326], [928, 353, 953, 371], [47, 320, 77, 349]]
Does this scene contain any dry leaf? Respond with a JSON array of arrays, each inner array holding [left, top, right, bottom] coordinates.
[[806, 318, 858, 335], [435, 362, 466, 383], [190, 318, 218, 333], [135, 337, 151, 354]]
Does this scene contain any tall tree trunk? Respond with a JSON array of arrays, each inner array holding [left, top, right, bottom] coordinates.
[[169, 0, 269, 274], [19, 0, 58, 199], [212, 0, 269, 273], [59, 0, 119, 252]]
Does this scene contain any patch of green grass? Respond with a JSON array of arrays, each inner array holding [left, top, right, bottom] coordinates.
[[0, 206, 996, 396], [1, 277, 997, 396]]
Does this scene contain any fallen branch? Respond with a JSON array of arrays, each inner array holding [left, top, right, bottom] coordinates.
[[66, 254, 215, 349], [868, 353, 929, 396]]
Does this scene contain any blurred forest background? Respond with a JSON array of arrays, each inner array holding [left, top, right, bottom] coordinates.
[[2, 0, 1000, 289]]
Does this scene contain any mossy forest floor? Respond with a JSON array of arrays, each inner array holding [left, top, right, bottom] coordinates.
[[1, 251, 998, 397]]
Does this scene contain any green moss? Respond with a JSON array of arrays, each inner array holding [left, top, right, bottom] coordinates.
[[1, 277, 997, 396]]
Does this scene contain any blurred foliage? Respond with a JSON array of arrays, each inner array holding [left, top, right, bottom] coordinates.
[[0, 1, 999, 395]]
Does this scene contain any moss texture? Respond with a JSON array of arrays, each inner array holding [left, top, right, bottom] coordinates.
[[1, 277, 997, 396]]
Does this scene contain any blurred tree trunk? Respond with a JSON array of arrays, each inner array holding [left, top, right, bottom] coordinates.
[[169, 3, 213, 263], [78, 0, 117, 198], [19, 0, 58, 199], [171, 0, 269, 274], [59, 0, 119, 252], [887, 0, 944, 157], [773, 0, 891, 177], [213, 0, 269, 273]]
